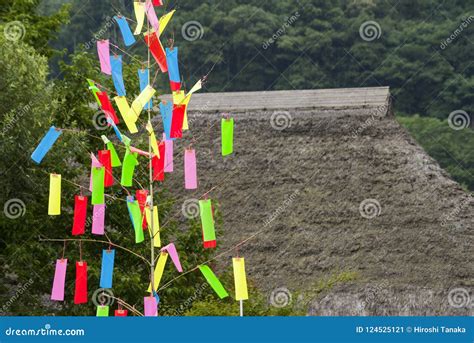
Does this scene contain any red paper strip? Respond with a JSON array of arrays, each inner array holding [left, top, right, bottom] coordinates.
[[96, 91, 120, 124], [152, 0, 163, 6], [144, 32, 168, 73], [115, 309, 128, 316], [74, 261, 88, 304], [98, 150, 114, 187], [136, 189, 148, 229], [170, 80, 181, 92], [170, 104, 186, 138], [152, 142, 166, 181], [72, 195, 88, 235]]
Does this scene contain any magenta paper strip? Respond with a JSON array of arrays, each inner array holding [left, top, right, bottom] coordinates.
[[145, 1, 159, 31], [97, 40, 111, 75], [144, 296, 158, 316], [163, 133, 173, 172], [161, 243, 182, 272], [92, 204, 106, 235], [89, 153, 103, 192], [184, 149, 197, 189], [51, 259, 68, 301]]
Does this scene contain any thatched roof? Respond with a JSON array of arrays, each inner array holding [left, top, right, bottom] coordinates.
[[161, 87, 473, 315]]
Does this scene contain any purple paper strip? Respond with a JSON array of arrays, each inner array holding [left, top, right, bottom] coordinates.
[[163, 133, 173, 172], [92, 204, 106, 235], [51, 259, 68, 301], [184, 149, 197, 189], [144, 296, 158, 316], [145, 1, 159, 31]]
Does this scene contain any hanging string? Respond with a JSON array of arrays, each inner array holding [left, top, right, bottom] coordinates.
[[61, 240, 66, 260]]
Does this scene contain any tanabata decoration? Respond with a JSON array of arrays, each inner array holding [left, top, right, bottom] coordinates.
[[87, 79, 101, 106], [127, 196, 144, 243], [133, 2, 145, 35], [138, 69, 153, 110], [136, 189, 148, 229], [96, 91, 120, 124], [161, 243, 182, 272], [110, 55, 127, 96], [130, 146, 152, 157], [147, 251, 168, 292], [163, 133, 173, 172], [158, 10, 175, 35], [74, 261, 88, 304], [115, 309, 128, 316], [151, 141, 165, 181], [91, 167, 105, 205], [96, 305, 109, 317], [72, 195, 88, 235], [100, 249, 115, 288], [89, 153, 102, 192], [121, 148, 139, 187], [98, 150, 114, 187], [145, 1, 160, 31], [97, 40, 111, 75], [165, 47, 181, 91], [172, 90, 190, 131], [199, 199, 216, 248], [199, 265, 229, 299], [48, 173, 61, 215], [105, 140, 121, 167], [232, 257, 248, 301], [184, 149, 198, 189], [128, 85, 156, 121], [146, 121, 159, 158], [153, 0, 163, 6], [51, 259, 67, 301], [114, 16, 136, 46], [143, 31, 167, 73], [221, 117, 234, 156], [170, 104, 186, 138], [145, 205, 161, 247], [114, 96, 138, 134], [144, 296, 158, 316], [159, 102, 173, 140], [92, 204, 106, 235], [31, 126, 62, 164], [107, 118, 123, 142]]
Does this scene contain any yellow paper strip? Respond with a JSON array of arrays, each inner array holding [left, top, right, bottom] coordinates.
[[145, 121, 160, 158], [147, 251, 168, 292], [128, 85, 156, 122], [232, 257, 248, 301], [181, 95, 191, 131], [187, 79, 202, 97], [158, 10, 176, 35], [145, 205, 161, 248], [133, 2, 145, 35], [114, 96, 138, 134], [48, 173, 61, 215]]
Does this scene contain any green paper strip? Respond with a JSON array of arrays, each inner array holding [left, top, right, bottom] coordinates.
[[127, 200, 144, 243], [87, 79, 101, 106], [121, 148, 138, 187], [96, 305, 109, 317], [199, 265, 229, 299], [221, 117, 234, 156], [91, 167, 105, 205], [106, 141, 121, 167], [199, 199, 216, 241]]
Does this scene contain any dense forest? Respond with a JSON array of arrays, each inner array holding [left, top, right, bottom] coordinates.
[[0, 0, 472, 316]]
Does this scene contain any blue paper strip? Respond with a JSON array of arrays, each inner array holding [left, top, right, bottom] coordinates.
[[99, 249, 115, 289], [138, 69, 152, 110], [31, 126, 62, 164], [110, 55, 126, 96], [160, 102, 173, 140], [107, 118, 123, 142], [126, 195, 135, 226], [114, 16, 136, 47], [165, 47, 180, 83]]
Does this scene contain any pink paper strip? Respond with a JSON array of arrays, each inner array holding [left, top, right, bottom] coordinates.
[[130, 146, 152, 157], [144, 296, 158, 316], [163, 133, 173, 172], [92, 204, 106, 235], [97, 40, 111, 75], [161, 243, 182, 272], [89, 153, 103, 192], [184, 149, 197, 189], [145, 1, 160, 31], [51, 259, 68, 301]]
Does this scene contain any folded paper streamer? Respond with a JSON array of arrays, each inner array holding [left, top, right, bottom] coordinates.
[[145, 1, 159, 31], [96, 91, 119, 124], [106, 141, 121, 167], [148, 251, 168, 292], [172, 90, 189, 131], [74, 261, 88, 304], [98, 150, 113, 187], [130, 146, 152, 157], [145, 206, 161, 247], [128, 85, 156, 121], [92, 204, 106, 235], [199, 199, 216, 247], [97, 40, 111, 75], [110, 55, 126, 96], [152, 142, 165, 181], [115, 309, 128, 316], [163, 133, 173, 172], [184, 149, 197, 189], [160, 102, 173, 140], [87, 79, 101, 106], [108, 118, 123, 142], [138, 69, 153, 110], [48, 174, 61, 215], [221, 117, 234, 156], [145, 121, 159, 158], [232, 257, 249, 301], [144, 296, 158, 316], [96, 305, 109, 317], [170, 104, 185, 138], [100, 249, 115, 288], [51, 259, 68, 301], [31, 126, 62, 164], [113, 96, 138, 134], [91, 167, 105, 205], [166, 47, 180, 91], [144, 31, 167, 73], [127, 196, 144, 243], [136, 189, 148, 229], [121, 148, 139, 187], [159, 10, 175, 35], [199, 265, 229, 299], [161, 243, 182, 272], [188, 79, 203, 96], [89, 153, 102, 192], [133, 2, 145, 34], [72, 195, 88, 235], [114, 16, 135, 46]]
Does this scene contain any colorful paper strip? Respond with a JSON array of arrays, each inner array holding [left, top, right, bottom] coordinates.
[[161, 243, 182, 272], [232, 257, 249, 301], [98, 150, 114, 187], [48, 173, 61, 215], [221, 117, 234, 156], [96, 91, 120, 125], [72, 195, 88, 235], [145, 206, 161, 247], [100, 249, 115, 289], [152, 142, 165, 181], [74, 261, 88, 304], [91, 167, 105, 205], [144, 296, 158, 316], [121, 148, 138, 187], [146, 121, 159, 158], [114, 16, 135, 46], [166, 47, 180, 86], [138, 68, 153, 110], [199, 199, 216, 244], [128, 85, 156, 121], [170, 104, 185, 138], [143, 31, 167, 73], [96, 305, 109, 317], [136, 189, 148, 229], [163, 133, 173, 172], [31, 126, 62, 164], [184, 149, 198, 189], [51, 259, 68, 301], [92, 204, 106, 235], [133, 1, 145, 35], [115, 309, 128, 316], [110, 55, 126, 96], [114, 96, 138, 134], [160, 102, 173, 140], [147, 251, 168, 292], [145, 1, 159, 30], [158, 10, 175, 35], [199, 265, 229, 299], [97, 40, 111, 75], [106, 141, 121, 167], [127, 197, 144, 243]]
